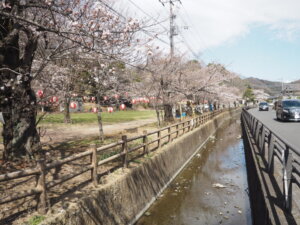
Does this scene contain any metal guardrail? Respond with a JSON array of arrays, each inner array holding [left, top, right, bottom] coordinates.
[[241, 108, 300, 212], [0, 108, 231, 217]]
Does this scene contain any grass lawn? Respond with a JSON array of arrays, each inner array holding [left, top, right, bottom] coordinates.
[[38, 110, 156, 124]]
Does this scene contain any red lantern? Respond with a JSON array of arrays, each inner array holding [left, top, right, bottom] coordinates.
[[120, 104, 126, 110], [70, 102, 77, 109], [132, 99, 136, 104], [37, 90, 43, 98], [91, 97, 96, 102], [114, 94, 119, 99], [104, 96, 108, 101], [50, 96, 58, 103], [92, 107, 98, 113], [107, 107, 114, 113]]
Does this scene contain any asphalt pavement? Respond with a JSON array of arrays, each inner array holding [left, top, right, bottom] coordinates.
[[248, 108, 300, 150]]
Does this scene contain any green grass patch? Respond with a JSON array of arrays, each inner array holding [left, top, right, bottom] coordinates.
[[38, 110, 155, 124], [144, 153, 153, 158], [133, 159, 142, 164], [26, 215, 45, 225], [48, 136, 119, 153], [98, 150, 120, 161]]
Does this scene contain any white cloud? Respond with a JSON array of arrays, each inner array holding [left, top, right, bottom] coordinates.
[[177, 0, 300, 49], [118, 0, 300, 57], [118, 0, 300, 60]]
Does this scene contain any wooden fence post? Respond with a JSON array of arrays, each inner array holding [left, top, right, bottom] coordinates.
[[176, 124, 179, 138], [143, 130, 149, 155], [90, 144, 98, 186], [36, 160, 48, 214], [122, 135, 128, 168], [158, 130, 161, 148], [168, 127, 171, 142]]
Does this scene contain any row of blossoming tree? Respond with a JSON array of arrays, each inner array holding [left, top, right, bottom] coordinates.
[[0, 0, 241, 162]]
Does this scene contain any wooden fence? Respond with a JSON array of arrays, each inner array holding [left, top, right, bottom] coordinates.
[[0, 109, 227, 215]]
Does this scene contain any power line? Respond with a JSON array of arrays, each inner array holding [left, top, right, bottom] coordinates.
[[176, 15, 202, 56], [99, 1, 170, 46], [126, 0, 169, 33], [178, 4, 218, 59], [178, 32, 200, 59]]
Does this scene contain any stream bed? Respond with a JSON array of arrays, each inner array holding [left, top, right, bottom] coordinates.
[[136, 116, 252, 225]]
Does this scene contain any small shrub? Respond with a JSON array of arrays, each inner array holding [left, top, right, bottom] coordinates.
[[27, 215, 45, 225], [98, 150, 119, 160]]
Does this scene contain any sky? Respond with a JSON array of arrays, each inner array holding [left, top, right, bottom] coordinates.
[[118, 0, 300, 82]]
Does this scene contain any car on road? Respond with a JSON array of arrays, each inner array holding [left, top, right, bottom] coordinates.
[[258, 102, 269, 111], [268, 102, 274, 108], [276, 99, 300, 121]]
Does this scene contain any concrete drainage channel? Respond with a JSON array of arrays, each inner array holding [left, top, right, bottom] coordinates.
[[40, 109, 241, 225], [136, 112, 252, 225]]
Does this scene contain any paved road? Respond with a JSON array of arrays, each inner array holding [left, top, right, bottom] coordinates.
[[248, 108, 300, 150]]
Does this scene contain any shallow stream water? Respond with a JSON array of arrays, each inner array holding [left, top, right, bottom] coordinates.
[[136, 116, 252, 225]]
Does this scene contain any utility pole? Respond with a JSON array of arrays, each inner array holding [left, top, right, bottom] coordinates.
[[159, 0, 181, 58]]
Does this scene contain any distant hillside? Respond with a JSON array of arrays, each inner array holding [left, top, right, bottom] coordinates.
[[224, 76, 298, 97], [291, 79, 300, 84], [244, 77, 282, 96]]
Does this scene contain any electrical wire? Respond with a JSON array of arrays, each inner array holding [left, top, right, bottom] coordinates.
[[179, 3, 218, 59], [126, 0, 169, 33], [99, 0, 170, 46]]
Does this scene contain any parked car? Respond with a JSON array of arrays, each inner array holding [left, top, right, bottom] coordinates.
[[258, 102, 269, 111], [276, 99, 300, 121]]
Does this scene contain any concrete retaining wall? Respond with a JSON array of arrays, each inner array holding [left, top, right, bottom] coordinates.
[[41, 109, 240, 225]]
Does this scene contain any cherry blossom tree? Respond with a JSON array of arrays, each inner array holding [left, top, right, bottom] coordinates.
[[79, 56, 130, 141], [0, 0, 140, 160], [133, 49, 186, 122], [133, 51, 238, 122], [34, 57, 82, 123]]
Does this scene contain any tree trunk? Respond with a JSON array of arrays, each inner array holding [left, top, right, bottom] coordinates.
[[1, 8, 40, 161], [97, 110, 104, 142], [63, 96, 71, 123], [155, 105, 161, 127], [2, 87, 41, 161], [163, 104, 174, 122], [96, 94, 104, 141], [179, 104, 182, 121]]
